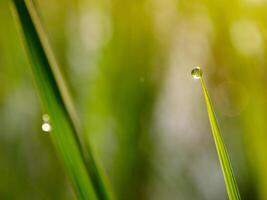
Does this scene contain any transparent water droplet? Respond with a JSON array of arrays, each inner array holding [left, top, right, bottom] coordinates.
[[42, 122, 52, 133], [42, 114, 51, 133], [42, 114, 50, 122], [191, 66, 203, 79]]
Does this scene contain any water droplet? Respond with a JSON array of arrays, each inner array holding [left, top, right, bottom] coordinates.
[[191, 66, 203, 79], [41, 114, 51, 133], [42, 122, 52, 133], [42, 114, 50, 122]]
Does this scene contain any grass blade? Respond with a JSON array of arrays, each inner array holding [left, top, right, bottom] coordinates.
[[191, 67, 241, 200], [11, 0, 113, 199]]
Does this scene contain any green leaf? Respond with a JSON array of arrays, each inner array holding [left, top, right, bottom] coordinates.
[[192, 67, 241, 200], [11, 0, 113, 199]]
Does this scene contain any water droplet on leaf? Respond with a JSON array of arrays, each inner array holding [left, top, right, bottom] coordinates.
[[42, 114, 51, 133], [191, 66, 203, 79], [42, 114, 50, 122], [42, 122, 51, 133]]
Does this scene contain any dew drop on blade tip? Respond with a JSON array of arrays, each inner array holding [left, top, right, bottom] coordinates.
[[191, 66, 203, 79]]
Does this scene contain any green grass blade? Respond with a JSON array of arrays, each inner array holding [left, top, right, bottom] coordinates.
[[11, 0, 113, 199], [192, 67, 241, 200]]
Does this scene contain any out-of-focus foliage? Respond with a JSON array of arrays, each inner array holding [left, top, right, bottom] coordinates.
[[1, 0, 267, 199], [12, 0, 112, 199]]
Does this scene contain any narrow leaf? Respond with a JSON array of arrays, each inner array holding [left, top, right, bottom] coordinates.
[[11, 0, 113, 199], [192, 66, 241, 200]]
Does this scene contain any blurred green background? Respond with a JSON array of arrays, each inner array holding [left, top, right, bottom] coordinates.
[[1, 0, 267, 199]]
